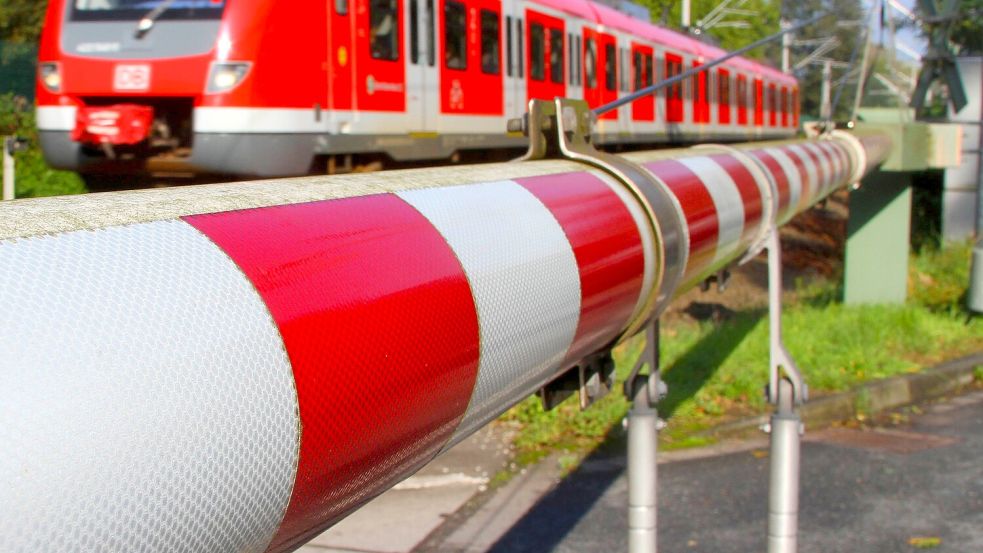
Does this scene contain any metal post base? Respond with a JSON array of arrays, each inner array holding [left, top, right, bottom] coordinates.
[[767, 379, 802, 553], [625, 322, 666, 553]]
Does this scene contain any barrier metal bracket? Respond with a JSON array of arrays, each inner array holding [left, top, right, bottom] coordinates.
[[511, 98, 688, 339]]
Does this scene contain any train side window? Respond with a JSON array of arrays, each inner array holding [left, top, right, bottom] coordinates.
[[568, 33, 575, 85], [336, 0, 348, 15], [585, 38, 597, 88], [481, 10, 500, 75], [370, 0, 399, 61], [517, 18, 524, 79], [409, 0, 419, 64], [549, 28, 563, 84], [605, 43, 616, 91], [506, 16, 513, 77], [530, 23, 545, 81], [571, 35, 584, 85], [736, 74, 747, 124], [426, 0, 435, 66], [644, 53, 653, 87], [633, 50, 642, 91], [444, 1, 467, 70], [718, 68, 730, 124]]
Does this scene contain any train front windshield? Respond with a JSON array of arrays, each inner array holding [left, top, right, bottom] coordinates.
[[70, 0, 226, 21]]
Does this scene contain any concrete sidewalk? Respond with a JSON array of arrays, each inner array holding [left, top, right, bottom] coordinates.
[[297, 425, 515, 553]]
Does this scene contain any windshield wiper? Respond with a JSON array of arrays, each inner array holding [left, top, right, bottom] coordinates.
[[134, 0, 178, 39]]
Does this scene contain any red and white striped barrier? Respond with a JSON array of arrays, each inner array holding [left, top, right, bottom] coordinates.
[[0, 132, 889, 552]]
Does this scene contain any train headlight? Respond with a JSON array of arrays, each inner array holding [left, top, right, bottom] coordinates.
[[39, 63, 62, 92], [207, 62, 251, 93]]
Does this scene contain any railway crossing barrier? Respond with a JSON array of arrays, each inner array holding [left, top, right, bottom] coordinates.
[[0, 99, 891, 552]]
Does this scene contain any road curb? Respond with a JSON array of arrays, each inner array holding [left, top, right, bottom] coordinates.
[[700, 352, 983, 440]]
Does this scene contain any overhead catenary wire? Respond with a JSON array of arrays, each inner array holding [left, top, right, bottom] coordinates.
[[593, 12, 831, 117]]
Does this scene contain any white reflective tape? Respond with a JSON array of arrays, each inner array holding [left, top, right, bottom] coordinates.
[[788, 144, 820, 208], [677, 157, 745, 265], [398, 181, 581, 447], [805, 142, 833, 194], [763, 147, 803, 224], [194, 107, 331, 133], [0, 220, 299, 553], [36, 105, 77, 131]]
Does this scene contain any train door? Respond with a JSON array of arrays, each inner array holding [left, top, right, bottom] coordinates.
[[438, 0, 504, 123], [692, 60, 708, 124], [631, 42, 654, 122], [753, 77, 763, 127], [664, 52, 683, 123], [768, 83, 777, 127], [736, 73, 748, 125], [717, 68, 731, 126], [406, 0, 438, 130], [329, 0, 355, 114], [355, 0, 407, 114], [525, 9, 565, 103]]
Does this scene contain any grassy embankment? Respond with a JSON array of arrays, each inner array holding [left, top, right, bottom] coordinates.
[[500, 240, 983, 468]]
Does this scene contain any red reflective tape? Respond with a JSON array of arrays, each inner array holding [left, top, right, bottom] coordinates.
[[750, 149, 791, 221], [645, 159, 718, 283], [709, 154, 763, 242], [517, 173, 645, 364], [184, 195, 481, 552]]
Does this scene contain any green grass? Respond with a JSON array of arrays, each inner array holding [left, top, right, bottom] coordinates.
[[499, 241, 983, 463]]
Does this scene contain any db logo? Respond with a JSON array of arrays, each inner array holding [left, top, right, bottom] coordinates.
[[114, 64, 151, 91]]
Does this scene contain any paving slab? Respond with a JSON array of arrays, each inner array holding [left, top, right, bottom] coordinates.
[[298, 425, 514, 553]]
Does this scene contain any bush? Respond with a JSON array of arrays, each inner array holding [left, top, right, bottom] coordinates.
[[0, 93, 86, 197]]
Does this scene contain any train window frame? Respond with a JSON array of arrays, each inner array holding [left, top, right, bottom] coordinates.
[[480, 9, 500, 75], [568, 32, 575, 85], [517, 18, 525, 79], [530, 23, 546, 81], [444, 0, 467, 70], [718, 68, 731, 124], [506, 16, 513, 77], [736, 73, 748, 124], [549, 28, 564, 85], [369, 0, 399, 61], [644, 52, 653, 88], [336, 0, 349, 15], [585, 37, 597, 89], [409, 0, 419, 64], [575, 36, 582, 85], [426, 0, 435, 66], [604, 42, 616, 92]]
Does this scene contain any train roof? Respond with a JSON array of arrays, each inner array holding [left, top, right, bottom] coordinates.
[[533, 0, 796, 86]]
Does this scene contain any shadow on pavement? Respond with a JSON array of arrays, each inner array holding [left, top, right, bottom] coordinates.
[[485, 309, 763, 552]]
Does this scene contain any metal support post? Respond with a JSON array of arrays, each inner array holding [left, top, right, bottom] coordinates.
[[3, 136, 16, 201], [763, 229, 806, 553], [781, 20, 792, 74], [820, 60, 832, 122], [625, 321, 666, 553]]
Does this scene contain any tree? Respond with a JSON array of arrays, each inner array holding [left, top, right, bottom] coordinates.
[[636, 0, 783, 60], [0, 0, 47, 44]]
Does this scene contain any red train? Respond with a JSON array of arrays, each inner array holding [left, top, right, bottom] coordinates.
[[36, 0, 798, 179]]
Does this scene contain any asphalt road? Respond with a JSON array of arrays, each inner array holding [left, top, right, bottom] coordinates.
[[481, 389, 983, 553]]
